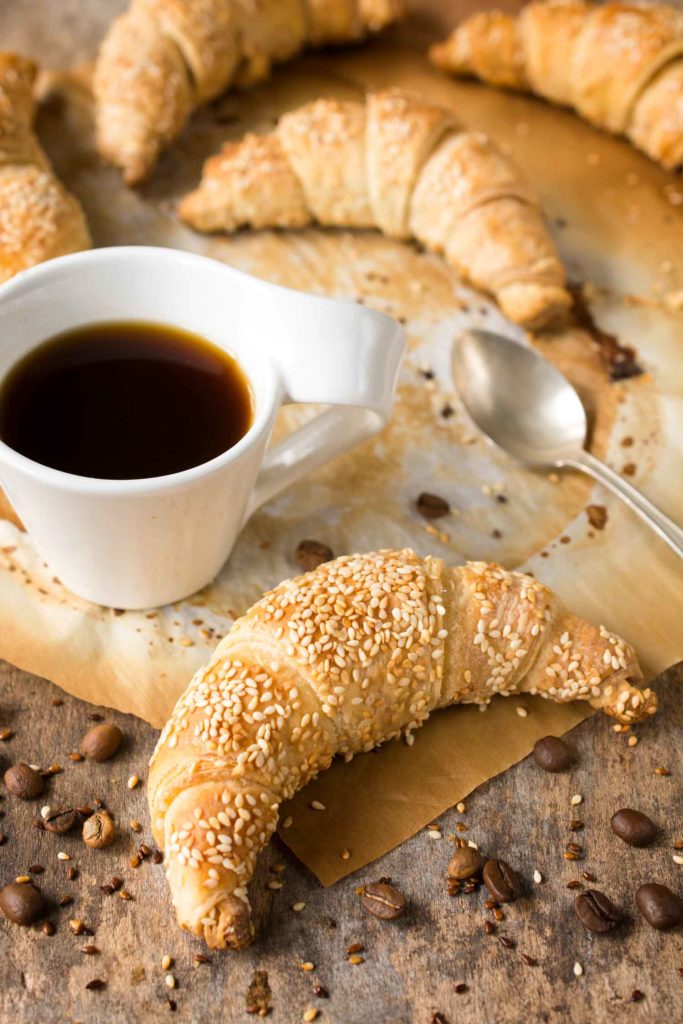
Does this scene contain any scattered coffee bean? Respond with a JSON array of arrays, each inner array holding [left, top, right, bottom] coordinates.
[[361, 881, 406, 920], [630, 990, 644, 1003], [416, 492, 450, 519], [454, 983, 468, 994], [66, 866, 79, 881], [532, 736, 574, 773], [574, 890, 623, 934], [81, 723, 123, 762], [42, 920, 55, 936], [611, 809, 657, 847], [85, 979, 107, 991], [0, 882, 46, 925], [483, 920, 495, 935], [0, 728, 14, 741], [295, 540, 334, 573], [499, 935, 515, 949], [447, 847, 483, 881], [83, 811, 116, 849], [483, 860, 523, 903], [4, 762, 44, 799], [521, 954, 538, 966], [635, 883, 683, 931], [312, 986, 328, 999], [44, 808, 79, 835]]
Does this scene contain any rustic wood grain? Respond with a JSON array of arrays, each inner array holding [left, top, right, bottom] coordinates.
[[0, 660, 681, 1024]]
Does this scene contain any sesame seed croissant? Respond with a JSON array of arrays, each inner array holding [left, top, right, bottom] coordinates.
[[0, 54, 90, 284], [179, 89, 571, 329], [148, 549, 655, 949], [93, 0, 403, 185], [429, 0, 683, 171]]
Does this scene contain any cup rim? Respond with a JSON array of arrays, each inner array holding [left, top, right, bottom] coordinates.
[[0, 247, 283, 495]]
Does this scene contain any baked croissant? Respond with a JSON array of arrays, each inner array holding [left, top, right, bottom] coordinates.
[[430, 0, 683, 171], [93, 0, 403, 185], [0, 54, 90, 284], [148, 549, 655, 949], [179, 89, 570, 328]]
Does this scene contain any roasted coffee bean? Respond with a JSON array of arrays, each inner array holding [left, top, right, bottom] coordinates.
[[82, 811, 116, 849], [574, 890, 623, 934], [361, 881, 406, 920], [3, 762, 44, 799], [482, 860, 523, 903], [635, 883, 683, 931], [44, 808, 79, 835], [295, 540, 334, 573], [610, 809, 657, 847], [416, 492, 450, 519], [0, 882, 45, 925], [81, 723, 122, 762], [532, 736, 574, 773], [447, 847, 483, 881]]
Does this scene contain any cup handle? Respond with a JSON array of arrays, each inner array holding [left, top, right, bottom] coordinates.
[[243, 296, 405, 521]]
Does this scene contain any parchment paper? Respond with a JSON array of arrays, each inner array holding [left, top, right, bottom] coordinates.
[[0, 1, 681, 885]]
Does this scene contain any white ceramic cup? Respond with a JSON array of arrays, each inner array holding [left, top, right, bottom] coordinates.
[[0, 247, 404, 608]]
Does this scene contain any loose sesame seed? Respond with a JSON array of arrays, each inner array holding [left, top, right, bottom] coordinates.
[[573, 962, 584, 977], [570, 795, 583, 806], [292, 902, 306, 912]]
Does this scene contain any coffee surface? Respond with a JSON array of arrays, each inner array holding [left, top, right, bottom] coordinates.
[[0, 321, 253, 479]]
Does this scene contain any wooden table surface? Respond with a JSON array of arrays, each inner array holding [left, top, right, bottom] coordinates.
[[0, 661, 681, 1024], [0, 1, 682, 1022]]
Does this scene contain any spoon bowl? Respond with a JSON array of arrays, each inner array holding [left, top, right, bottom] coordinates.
[[451, 328, 683, 559], [452, 329, 587, 466]]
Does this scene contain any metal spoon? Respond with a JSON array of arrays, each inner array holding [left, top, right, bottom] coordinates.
[[452, 329, 683, 559]]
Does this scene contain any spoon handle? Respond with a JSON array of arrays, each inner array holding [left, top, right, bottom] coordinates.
[[566, 451, 683, 560]]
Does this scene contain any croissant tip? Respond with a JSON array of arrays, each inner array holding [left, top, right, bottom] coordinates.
[[201, 895, 254, 951]]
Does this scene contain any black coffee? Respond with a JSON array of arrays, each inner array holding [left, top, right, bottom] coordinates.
[[0, 321, 253, 479]]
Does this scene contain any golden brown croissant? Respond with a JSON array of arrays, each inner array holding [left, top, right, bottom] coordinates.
[[148, 549, 654, 949], [0, 54, 91, 284], [179, 89, 570, 328], [430, 0, 683, 171], [93, 0, 403, 185]]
